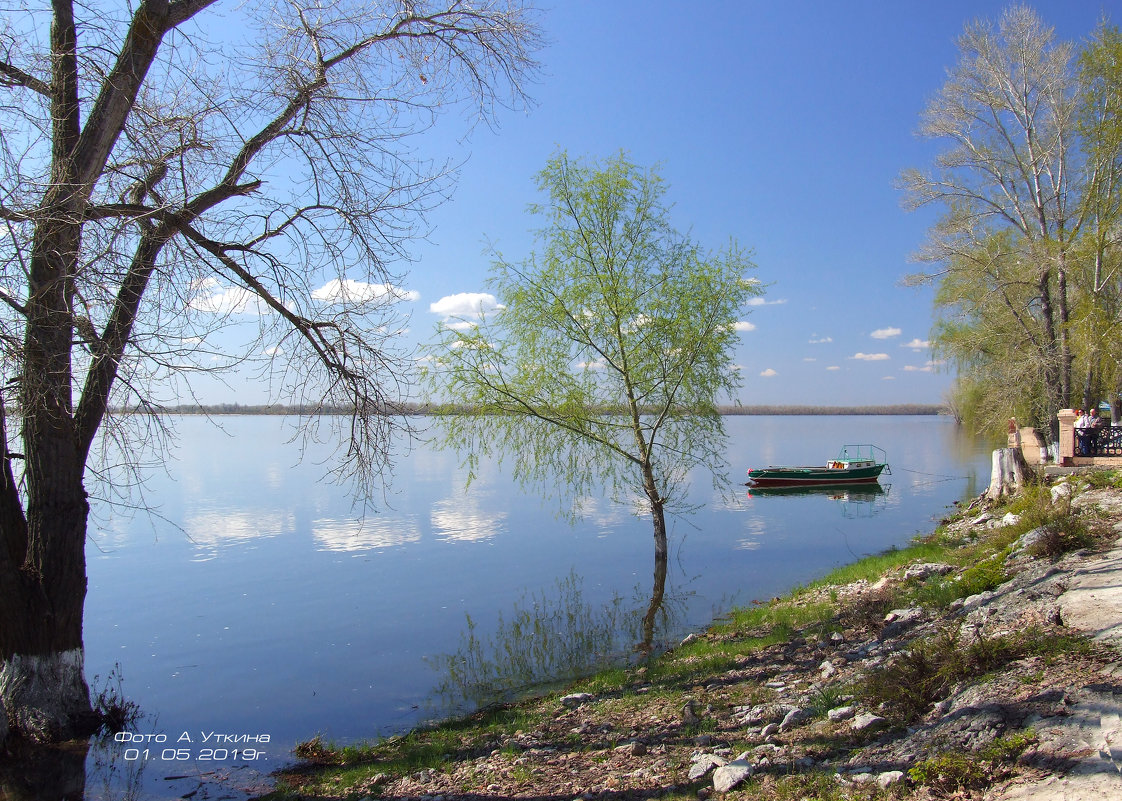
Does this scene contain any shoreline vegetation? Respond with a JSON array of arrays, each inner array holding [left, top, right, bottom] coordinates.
[[120, 403, 947, 417], [266, 470, 1122, 801]]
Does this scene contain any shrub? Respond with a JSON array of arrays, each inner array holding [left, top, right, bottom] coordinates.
[[1002, 483, 1098, 558], [861, 626, 1076, 723], [908, 732, 1035, 792]]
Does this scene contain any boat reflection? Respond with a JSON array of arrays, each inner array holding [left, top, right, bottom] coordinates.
[[746, 483, 890, 517]]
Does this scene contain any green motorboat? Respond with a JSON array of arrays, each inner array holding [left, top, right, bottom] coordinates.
[[746, 444, 890, 488]]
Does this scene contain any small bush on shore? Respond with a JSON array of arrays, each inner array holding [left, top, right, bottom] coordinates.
[[908, 731, 1035, 793], [861, 626, 1087, 723]]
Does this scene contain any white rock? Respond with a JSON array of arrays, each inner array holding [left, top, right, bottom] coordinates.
[[779, 707, 811, 731], [688, 754, 727, 780], [903, 562, 955, 581], [877, 770, 906, 787], [1051, 482, 1074, 502], [560, 692, 593, 708], [1011, 527, 1049, 555], [712, 761, 753, 792], [819, 660, 837, 678], [827, 705, 856, 721], [851, 713, 888, 732]]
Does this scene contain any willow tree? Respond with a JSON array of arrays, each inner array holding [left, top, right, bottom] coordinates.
[[429, 152, 760, 649], [0, 0, 539, 743], [902, 5, 1080, 435]]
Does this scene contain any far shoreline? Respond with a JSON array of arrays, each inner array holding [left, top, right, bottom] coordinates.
[[133, 402, 948, 417]]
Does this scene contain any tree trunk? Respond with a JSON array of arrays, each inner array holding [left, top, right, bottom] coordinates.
[[639, 500, 669, 657], [0, 202, 94, 742], [0, 418, 94, 741], [985, 447, 1031, 501]]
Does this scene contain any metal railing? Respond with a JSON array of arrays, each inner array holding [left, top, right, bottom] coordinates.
[[1075, 425, 1122, 457]]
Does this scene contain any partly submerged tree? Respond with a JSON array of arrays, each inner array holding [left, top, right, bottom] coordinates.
[[0, 0, 539, 742], [428, 152, 760, 649]]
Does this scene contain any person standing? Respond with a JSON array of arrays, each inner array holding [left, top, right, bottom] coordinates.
[[1076, 409, 1094, 456]]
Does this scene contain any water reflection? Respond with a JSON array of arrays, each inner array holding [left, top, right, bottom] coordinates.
[[312, 516, 421, 551], [430, 494, 506, 542], [0, 739, 90, 800], [0, 735, 150, 801], [746, 483, 890, 518], [183, 509, 292, 559]]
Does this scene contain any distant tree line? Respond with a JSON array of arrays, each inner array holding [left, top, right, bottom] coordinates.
[[109, 402, 946, 416]]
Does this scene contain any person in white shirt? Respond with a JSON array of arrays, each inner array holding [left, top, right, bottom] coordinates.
[[1076, 410, 1094, 455]]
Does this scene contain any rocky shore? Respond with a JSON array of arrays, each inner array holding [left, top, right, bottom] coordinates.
[[270, 478, 1122, 801]]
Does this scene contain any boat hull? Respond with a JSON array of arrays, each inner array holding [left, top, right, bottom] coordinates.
[[746, 463, 886, 487]]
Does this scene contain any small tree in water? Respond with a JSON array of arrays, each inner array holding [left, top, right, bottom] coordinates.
[[429, 151, 761, 647]]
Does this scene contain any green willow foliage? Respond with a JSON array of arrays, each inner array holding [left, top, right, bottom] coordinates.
[[428, 151, 760, 521]]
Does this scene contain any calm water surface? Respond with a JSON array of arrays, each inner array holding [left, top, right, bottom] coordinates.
[[61, 415, 988, 798]]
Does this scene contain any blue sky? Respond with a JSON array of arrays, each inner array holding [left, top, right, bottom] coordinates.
[[196, 1, 1118, 406]]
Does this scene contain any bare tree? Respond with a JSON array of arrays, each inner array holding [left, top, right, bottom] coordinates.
[[0, 0, 539, 742], [901, 5, 1081, 434]]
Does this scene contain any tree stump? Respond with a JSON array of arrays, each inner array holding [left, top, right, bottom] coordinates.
[[985, 447, 1030, 500]]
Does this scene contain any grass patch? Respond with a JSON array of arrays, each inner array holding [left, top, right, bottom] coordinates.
[[808, 541, 948, 588], [908, 553, 1007, 609], [805, 683, 851, 719], [741, 771, 894, 800], [908, 731, 1035, 793], [1083, 469, 1122, 489]]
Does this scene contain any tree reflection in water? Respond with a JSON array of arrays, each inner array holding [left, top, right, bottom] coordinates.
[[428, 559, 683, 715], [0, 733, 147, 801]]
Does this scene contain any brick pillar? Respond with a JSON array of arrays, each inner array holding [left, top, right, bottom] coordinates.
[[1057, 409, 1078, 465]]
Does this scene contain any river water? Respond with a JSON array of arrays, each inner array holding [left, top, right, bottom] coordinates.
[[3, 414, 992, 799]]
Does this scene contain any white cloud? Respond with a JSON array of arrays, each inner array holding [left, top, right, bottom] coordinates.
[[312, 278, 419, 304], [882, 376, 896, 380], [902, 338, 930, 350], [733, 320, 757, 332], [826, 365, 840, 371], [576, 358, 607, 370], [746, 298, 788, 307], [803, 357, 816, 362], [870, 327, 902, 340], [429, 292, 502, 317], [442, 319, 478, 331], [263, 346, 284, 356], [851, 352, 890, 361], [809, 335, 833, 344], [902, 359, 943, 373], [760, 368, 778, 377], [189, 285, 272, 315]]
